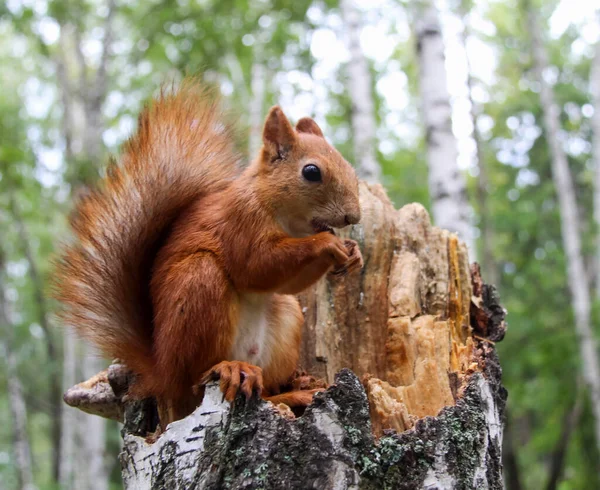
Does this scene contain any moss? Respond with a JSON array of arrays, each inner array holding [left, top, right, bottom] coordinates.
[[126, 369, 504, 490]]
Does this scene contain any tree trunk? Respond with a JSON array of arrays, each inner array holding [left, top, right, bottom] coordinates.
[[65, 183, 506, 489], [54, 5, 115, 486], [9, 192, 63, 482], [59, 331, 77, 489], [78, 347, 109, 490], [528, 6, 600, 456], [592, 16, 600, 296], [5, 349, 36, 490], [248, 62, 267, 158], [545, 384, 583, 490], [458, 8, 497, 286], [413, 0, 475, 256], [340, 0, 382, 184], [0, 253, 36, 490]]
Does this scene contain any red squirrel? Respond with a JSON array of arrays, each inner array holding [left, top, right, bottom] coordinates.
[[54, 81, 363, 425]]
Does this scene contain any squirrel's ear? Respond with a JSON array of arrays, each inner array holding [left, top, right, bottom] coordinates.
[[262, 106, 297, 161], [295, 117, 324, 138]]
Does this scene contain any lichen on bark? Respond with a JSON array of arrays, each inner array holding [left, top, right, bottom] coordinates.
[[120, 357, 505, 489]]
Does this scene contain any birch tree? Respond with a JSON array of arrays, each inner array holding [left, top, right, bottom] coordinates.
[[53, 3, 116, 487], [413, 0, 475, 255], [8, 191, 63, 483], [340, 0, 382, 183], [248, 62, 267, 157], [0, 249, 36, 490], [527, 5, 600, 454], [59, 330, 76, 489], [54, 26, 83, 489], [458, 5, 497, 285], [592, 11, 600, 297]]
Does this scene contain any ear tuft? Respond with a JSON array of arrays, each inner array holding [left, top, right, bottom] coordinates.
[[295, 117, 324, 138], [262, 106, 297, 161]]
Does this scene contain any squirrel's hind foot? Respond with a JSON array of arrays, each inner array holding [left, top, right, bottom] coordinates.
[[200, 360, 264, 402]]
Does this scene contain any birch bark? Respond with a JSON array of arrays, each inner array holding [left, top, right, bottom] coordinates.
[[528, 6, 600, 454], [79, 348, 109, 490], [414, 0, 475, 255], [59, 331, 77, 489], [340, 0, 382, 183]]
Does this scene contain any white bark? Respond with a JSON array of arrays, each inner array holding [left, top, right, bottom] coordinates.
[[340, 0, 382, 184], [120, 371, 503, 489], [59, 331, 77, 489], [592, 16, 600, 296], [77, 346, 108, 490], [528, 8, 600, 452], [248, 62, 267, 158], [121, 383, 230, 488], [414, 0, 475, 255]]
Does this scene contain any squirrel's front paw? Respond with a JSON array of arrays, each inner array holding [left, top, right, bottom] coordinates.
[[200, 361, 263, 402], [329, 239, 363, 277], [319, 233, 349, 266]]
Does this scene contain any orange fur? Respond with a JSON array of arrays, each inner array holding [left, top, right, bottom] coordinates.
[[53, 80, 362, 426]]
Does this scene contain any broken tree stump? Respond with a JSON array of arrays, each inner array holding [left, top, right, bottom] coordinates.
[[64, 183, 507, 489]]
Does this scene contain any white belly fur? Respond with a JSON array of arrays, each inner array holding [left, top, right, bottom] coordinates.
[[230, 293, 273, 368]]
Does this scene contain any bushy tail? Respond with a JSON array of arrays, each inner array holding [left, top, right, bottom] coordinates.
[[53, 81, 241, 389]]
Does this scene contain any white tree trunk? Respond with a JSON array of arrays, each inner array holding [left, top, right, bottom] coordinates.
[[528, 7, 600, 453], [59, 331, 77, 489], [78, 347, 108, 490], [55, 5, 114, 487], [592, 17, 600, 297], [414, 0, 475, 255], [340, 0, 382, 184], [248, 62, 267, 158]]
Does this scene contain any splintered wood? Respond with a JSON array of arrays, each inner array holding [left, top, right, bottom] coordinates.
[[299, 183, 477, 435]]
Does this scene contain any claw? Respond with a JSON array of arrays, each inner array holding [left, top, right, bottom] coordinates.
[[329, 239, 363, 278], [200, 361, 263, 402]]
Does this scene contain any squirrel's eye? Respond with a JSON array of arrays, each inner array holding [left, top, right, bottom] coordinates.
[[302, 164, 322, 182]]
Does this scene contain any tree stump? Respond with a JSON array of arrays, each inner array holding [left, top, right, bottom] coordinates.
[[64, 183, 507, 489]]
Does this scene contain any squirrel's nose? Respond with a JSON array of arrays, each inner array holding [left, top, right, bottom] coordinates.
[[344, 212, 360, 226]]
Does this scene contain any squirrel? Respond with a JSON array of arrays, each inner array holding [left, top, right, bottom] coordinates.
[[53, 80, 363, 426]]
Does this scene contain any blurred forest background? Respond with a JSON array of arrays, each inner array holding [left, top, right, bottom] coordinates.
[[0, 0, 599, 488]]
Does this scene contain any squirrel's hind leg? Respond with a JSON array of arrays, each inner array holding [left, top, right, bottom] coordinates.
[[151, 252, 236, 424]]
